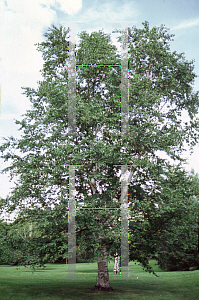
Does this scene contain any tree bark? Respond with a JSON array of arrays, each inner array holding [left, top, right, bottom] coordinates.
[[113, 253, 120, 275], [94, 245, 114, 291]]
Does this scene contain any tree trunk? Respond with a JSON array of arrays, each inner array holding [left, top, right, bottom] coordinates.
[[95, 245, 114, 291], [90, 168, 113, 291], [113, 253, 120, 275]]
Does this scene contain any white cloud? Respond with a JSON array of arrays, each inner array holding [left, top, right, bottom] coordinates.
[[0, 1, 57, 115], [73, 1, 138, 51], [1, 1, 57, 73], [81, 1, 137, 25], [172, 19, 199, 30], [55, 0, 82, 15]]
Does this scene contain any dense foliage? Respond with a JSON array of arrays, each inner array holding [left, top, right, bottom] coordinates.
[[0, 205, 68, 269], [156, 169, 199, 271]]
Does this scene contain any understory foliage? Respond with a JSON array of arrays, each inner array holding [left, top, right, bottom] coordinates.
[[156, 170, 199, 271], [1, 22, 199, 280], [0, 206, 68, 269]]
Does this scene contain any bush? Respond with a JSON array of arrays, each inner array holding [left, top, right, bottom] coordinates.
[[157, 249, 199, 271]]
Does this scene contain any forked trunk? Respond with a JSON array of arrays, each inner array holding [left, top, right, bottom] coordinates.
[[95, 245, 114, 291]]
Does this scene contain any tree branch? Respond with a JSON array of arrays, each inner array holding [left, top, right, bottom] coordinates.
[[75, 227, 88, 234]]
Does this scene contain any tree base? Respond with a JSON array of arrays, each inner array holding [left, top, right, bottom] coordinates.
[[93, 285, 114, 292], [113, 271, 119, 275]]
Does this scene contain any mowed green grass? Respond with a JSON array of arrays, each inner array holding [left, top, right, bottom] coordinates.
[[0, 260, 198, 300]]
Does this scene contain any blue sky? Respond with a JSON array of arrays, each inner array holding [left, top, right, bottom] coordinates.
[[0, 0, 199, 200]]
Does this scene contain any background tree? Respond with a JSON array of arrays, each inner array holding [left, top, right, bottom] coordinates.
[[128, 166, 199, 271], [0, 219, 10, 265], [0, 205, 68, 269], [1, 22, 199, 290], [189, 169, 199, 255], [155, 168, 199, 271]]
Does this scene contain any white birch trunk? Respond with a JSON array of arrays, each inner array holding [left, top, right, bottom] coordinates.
[[113, 253, 120, 274]]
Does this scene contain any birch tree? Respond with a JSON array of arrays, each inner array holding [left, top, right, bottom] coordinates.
[[1, 22, 199, 290]]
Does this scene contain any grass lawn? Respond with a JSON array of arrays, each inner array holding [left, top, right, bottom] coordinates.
[[0, 260, 198, 300]]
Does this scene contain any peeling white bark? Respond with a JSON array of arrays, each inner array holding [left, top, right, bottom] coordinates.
[[113, 253, 120, 275]]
